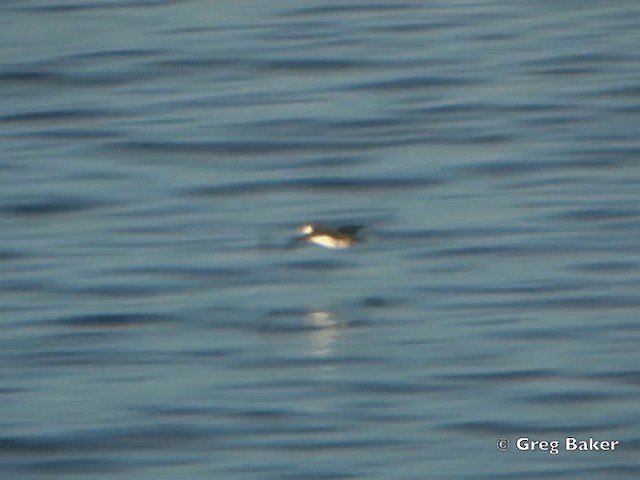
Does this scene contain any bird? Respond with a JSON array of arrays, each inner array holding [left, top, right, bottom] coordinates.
[[287, 224, 364, 249]]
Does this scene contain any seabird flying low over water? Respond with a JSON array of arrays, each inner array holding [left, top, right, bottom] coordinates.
[[287, 224, 364, 249]]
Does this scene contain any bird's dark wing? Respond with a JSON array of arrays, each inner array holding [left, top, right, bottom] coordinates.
[[283, 235, 307, 250], [337, 225, 364, 235]]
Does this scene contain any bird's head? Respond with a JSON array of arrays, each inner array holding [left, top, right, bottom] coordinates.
[[299, 224, 315, 235]]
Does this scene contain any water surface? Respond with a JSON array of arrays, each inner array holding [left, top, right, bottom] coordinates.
[[1, 1, 639, 479]]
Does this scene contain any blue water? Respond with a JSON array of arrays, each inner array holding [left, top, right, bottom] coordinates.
[[1, 1, 639, 479]]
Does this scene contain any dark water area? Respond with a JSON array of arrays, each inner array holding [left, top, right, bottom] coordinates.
[[1, 0, 639, 478]]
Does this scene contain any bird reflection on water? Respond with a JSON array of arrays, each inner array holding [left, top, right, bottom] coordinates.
[[258, 308, 347, 356], [305, 309, 344, 356]]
